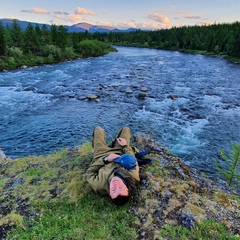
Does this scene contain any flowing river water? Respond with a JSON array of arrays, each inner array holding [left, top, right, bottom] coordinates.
[[0, 46, 240, 179]]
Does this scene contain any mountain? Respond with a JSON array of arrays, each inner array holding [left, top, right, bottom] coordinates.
[[0, 18, 137, 33]]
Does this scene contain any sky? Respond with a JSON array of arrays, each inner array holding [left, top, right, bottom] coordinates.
[[1, 0, 240, 30]]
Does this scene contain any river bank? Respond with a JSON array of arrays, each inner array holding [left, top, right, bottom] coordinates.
[[114, 43, 240, 64], [0, 133, 239, 239]]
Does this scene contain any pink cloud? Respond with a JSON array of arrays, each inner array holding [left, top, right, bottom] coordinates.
[[148, 12, 170, 24], [75, 7, 96, 16], [31, 8, 50, 14], [196, 21, 213, 26]]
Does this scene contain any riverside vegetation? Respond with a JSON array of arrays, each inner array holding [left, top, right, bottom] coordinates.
[[0, 134, 239, 239], [0, 20, 240, 71]]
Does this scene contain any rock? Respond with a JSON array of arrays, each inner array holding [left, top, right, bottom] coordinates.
[[24, 87, 36, 91], [11, 178, 25, 187], [169, 95, 179, 100], [179, 214, 196, 229], [111, 83, 119, 88], [68, 93, 75, 98], [137, 92, 148, 100], [78, 96, 87, 100], [0, 134, 239, 238], [21, 65, 28, 69], [87, 94, 98, 100], [99, 84, 107, 89], [0, 147, 6, 160], [126, 89, 133, 94], [140, 87, 148, 92]]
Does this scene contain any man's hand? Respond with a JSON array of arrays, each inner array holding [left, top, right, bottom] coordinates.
[[116, 138, 127, 146], [107, 153, 121, 162]]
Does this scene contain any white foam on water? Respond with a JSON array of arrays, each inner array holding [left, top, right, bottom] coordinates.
[[134, 98, 209, 155], [0, 86, 54, 116], [174, 86, 191, 95], [202, 95, 222, 109]]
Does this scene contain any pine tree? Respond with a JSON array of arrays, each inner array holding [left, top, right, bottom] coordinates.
[[10, 19, 23, 48], [0, 22, 6, 56]]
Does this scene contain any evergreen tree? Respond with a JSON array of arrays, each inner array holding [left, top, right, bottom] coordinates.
[[23, 23, 36, 53], [41, 24, 51, 45], [0, 22, 6, 56], [57, 25, 68, 49], [10, 19, 23, 48]]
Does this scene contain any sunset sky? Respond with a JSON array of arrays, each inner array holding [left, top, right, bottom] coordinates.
[[1, 0, 239, 30]]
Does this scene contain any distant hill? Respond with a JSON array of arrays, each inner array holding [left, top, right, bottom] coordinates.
[[0, 18, 137, 33]]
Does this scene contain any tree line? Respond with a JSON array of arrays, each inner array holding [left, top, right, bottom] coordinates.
[[0, 20, 239, 71], [0, 20, 116, 70], [106, 21, 240, 62]]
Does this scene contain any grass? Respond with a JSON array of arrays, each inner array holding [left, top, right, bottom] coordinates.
[[8, 193, 137, 239], [158, 220, 239, 240]]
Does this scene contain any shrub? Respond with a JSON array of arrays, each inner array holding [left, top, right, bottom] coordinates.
[[6, 47, 23, 58], [63, 47, 76, 59], [40, 44, 62, 61], [0, 58, 5, 71]]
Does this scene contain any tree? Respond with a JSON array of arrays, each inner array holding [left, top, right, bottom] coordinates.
[[10, 19, 23, 48], [215, 142, 240, 187], [0, 22, 6, 55], [57, 25, 69, 49], [41, 24, 51, 46], [23, 23, 36, 53]]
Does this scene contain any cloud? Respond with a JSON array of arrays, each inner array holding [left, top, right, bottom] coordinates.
[[196, 21, 213, 26], [54, 14, 62, 20], [75, 7, 96, 16], [53, 10, 62, 15], [184, 15, 201, 19], [21, 10, 32, 13], [20, 8, 50, 15], [66, 14, 82, 22], [31, 8, 50, 14], [108, 20, 171, 30], [148, 12, 170, 24]]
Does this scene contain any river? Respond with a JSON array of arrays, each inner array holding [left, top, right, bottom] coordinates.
[[0, 46, 239, 178]]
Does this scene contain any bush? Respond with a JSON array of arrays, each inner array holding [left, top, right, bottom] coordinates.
[[5, 56, 17, 70], [0, 58, 5, 71], [6, 47, 23, 58], [40, 44, 63, 61], [63, 47, 76, 59], [77, 40, 116, 58]]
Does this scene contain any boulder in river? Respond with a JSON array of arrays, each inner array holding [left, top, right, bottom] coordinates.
[[126, 88, 133, 94], [87, 94, 98, 100]]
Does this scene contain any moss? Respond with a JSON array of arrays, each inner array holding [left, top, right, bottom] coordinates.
[[214, 192, 231, 207], [0, 213, 24, 229]]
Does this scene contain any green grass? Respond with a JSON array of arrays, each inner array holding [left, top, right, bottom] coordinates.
[[159, 220, 238, 240], [7, 192, 137, 239]]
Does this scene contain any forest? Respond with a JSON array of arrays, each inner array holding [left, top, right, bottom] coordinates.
[[0, 20, 240, 71], [0, 20, 116, 71], [107, 21, 240, 62]]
